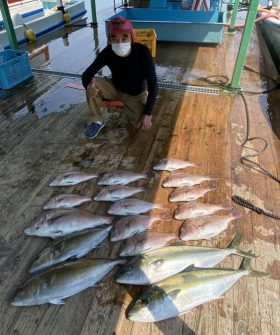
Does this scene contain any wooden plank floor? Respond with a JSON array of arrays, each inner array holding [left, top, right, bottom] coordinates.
[[0, 27, 280, 335]]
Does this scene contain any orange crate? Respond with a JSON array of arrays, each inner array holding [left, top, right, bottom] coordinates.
[[133, 29, 157, 57]]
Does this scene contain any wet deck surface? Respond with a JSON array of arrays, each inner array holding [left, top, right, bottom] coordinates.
[[0, 8, 280, 335]]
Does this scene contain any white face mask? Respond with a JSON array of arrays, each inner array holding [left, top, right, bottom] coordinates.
[[111, 42, 131, 57]]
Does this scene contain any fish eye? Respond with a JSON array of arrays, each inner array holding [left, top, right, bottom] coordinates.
[[127, 265, 134, 272], [140, 298, 149, 307]]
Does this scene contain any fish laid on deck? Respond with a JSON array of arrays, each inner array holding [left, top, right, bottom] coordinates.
[[162, 173, 218, 187], [127, 259, 268, 322], [110, 214, 171, 242], [29, 226, 112, 273], [43, 193, 92, 209], [108, 198, 170, 216], [153, 158, 199, 171], [97, 171, 152, 186], [93, 185, 148, 201], [119, 231, 178, 256], [180, 212, 242, 241], [174, 202, 233, 220], [116, 235, 253, 285], [49, 171, 98, 186], [24, 209, 113, 238], [169, 185, 216, 202], [12, 259, 125, 306]]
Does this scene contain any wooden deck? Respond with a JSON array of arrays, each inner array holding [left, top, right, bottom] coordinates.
[[0, 27, 280, 335]]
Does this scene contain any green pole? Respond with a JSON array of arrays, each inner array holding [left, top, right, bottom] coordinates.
[[0, 0, 19, 49], [228, 0, 240, 32], [91, 0, 97, 26], [230, 0, 260, 89]]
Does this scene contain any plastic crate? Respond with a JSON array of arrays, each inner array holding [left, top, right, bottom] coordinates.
[[133, 29, 157, 57], [0, 50, 33, 89]]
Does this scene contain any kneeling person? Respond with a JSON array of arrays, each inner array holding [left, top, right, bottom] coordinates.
[[81, 16, 158, 138]]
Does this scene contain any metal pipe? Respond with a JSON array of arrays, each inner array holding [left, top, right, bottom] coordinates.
[[0, 0, 19, 49], [230, 0, 260, 89], [228, 0, 240, 32]]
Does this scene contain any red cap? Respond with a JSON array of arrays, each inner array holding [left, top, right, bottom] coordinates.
[[108, 16, 133, 35]]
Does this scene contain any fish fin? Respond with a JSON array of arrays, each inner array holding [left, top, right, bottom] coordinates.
[[229, 234, 256, 258], [179, 264, 195, 273], [49, 298, 65, 305], [239, 258, 269, 277], [168, 289, 181, 300], [51, 231, 64, 239]]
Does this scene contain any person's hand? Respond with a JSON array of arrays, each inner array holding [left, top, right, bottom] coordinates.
[[138, 115, 152, 130], [86, 79, 101, 97]]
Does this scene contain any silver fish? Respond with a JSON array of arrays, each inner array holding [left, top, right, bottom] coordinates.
[[153, 158, 198, 171], [169, 186, 215, 202], [162, 173, 218, 188], [110, 214, 170, 242], [49, 171, 98, 186], [43, 194, 92, 209], [180, 212, 242, 241], [174, 202, 233, 220], [116, 235, 253, 285], [12, 258, 125, 306], [108, 198, 170, 216], [97, 170, 151, 186], [29, 226, 112, 273], [127, 259, 268, 322], [24, 209, 113, 238], [93, 185, 147, 202], [30, 208, 80, 228], [119, 231, 178, 256]]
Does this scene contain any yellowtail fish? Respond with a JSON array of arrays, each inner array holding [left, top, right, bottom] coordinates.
[[116, 235, 253, 285], [127, 258, 268, 322], [153, 158, 199, 171], [49, 171, 98, 186], [12, 258, 125, 306], [29, 226, 112, 273]]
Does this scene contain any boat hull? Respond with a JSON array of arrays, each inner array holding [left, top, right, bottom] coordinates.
[[0, 0, 86, 48], [258, 16, 280, 72]]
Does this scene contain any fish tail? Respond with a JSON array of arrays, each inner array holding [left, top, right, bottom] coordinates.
[[156, 204, 171, 212], [229, 234, 256, 258], [145, 170, 156, 180], [240, 258, 269, 277], [156, 213, 172, 221]]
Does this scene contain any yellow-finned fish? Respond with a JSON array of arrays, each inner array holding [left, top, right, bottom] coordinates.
[[12, 258, 125, 306], [127, 258, 268, 322], [116, 235, 254, 285]]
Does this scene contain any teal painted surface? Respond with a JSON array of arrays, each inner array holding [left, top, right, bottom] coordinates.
[[105, 8, 225, 43], [228, 0, 239, 32], [0, 50, 32, 89], [0, 0, 18, 49], [230, 0, 260, 88]]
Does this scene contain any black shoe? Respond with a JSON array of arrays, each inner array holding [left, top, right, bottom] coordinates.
[[85, 121, 105, 138]]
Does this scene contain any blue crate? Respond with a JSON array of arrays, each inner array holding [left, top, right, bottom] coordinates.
[[0, 50, 33, 89]]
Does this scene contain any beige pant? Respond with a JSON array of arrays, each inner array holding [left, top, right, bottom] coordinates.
[[87, 77, 148, 129]]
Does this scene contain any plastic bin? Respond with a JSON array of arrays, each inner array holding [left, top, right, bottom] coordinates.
[[0, 50, 33, 89], [133, 29, 157, 57]]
